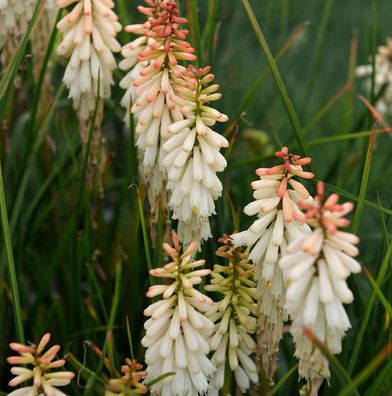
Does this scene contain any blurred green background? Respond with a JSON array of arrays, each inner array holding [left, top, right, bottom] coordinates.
[[0, 0, 391, 394]]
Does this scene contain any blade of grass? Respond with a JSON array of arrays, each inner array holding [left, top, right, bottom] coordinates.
[[363, 357, 392, 396], [201, 0, 220, 66], [348, 241, 392, 375], [0, 162, 24, 343], [363, 267, 392, 319], [338, 31, 358, 187], [339, 343, 392, 396], [270, 364, 298, 395], [305, 0, 335, 96], [351, 119, 378, 234], [126, 316, 135, 360], [19, 8, 61, 181], [240, 0, 318, 176], [307, 128, 392, 146], [134, 186, 154, 284], [304, 80, 355, 134], [84, 258, 123, 396], [224, 21, 309, 136]]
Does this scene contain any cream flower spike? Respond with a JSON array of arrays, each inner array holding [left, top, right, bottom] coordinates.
[[7, 333, 75, 396], [230, 146, 314, 381], [0, 0, 35, 66], [356, 37, 392, 116], [56, 0, 122, 121], [143, 231, 215, 396], [279, 181, 361, 394], [131, 0, 196, 222], [119, 0, 160, 126], [205, 236, 258, 394], [164, 65, 229, 246], [105, 358, 148, 395]]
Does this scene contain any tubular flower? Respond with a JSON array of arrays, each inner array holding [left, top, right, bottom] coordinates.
[[56, 0, 122, 121], [164, 65, 229, 246], [7, 333, 75, 396], [230, 147, 314, 380], [0, 0, 34, 66], [279, 182, 361, 393], [119, 0, 160, 126], [105, 359, 148, 395], [142, 232, 215, 396], [356, 37, 392, 116], [130, 0, 196, 219], [205, 236, 258, 394]]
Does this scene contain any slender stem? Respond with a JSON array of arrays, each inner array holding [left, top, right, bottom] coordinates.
[[0, 162, 24, 343]]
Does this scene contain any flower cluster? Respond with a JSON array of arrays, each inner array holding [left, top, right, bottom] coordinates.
[[165, 65, 229, 246], [356, 37, 392, 116], [129, 0, 196, 217], [7, 333, 75, 396], [105, 358, 148, 395], [279, 182, 361, 391], [0, 0, 34, 66], [205, 236, 258, 394], [231, 147, 313, 379], [56, 0, 122, 121], [119, 1, 160, 126], [142, 232, 215, 396]]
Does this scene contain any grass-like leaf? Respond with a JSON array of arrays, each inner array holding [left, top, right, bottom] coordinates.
[[348, 241, 392, 375], [240, 0, 318, 176]]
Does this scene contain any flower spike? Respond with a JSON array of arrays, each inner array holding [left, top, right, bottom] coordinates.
[[206, 236, 258, 394], [143, 232, 215, 395], [279, 181, 361, 393], [7, 333, 74, 396], [231, 147, 314, 381], [164, 65, 229, 246]]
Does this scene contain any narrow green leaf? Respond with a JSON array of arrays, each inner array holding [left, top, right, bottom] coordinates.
[[351, 122, 377, 234], [225, 21, 309, 136], [0, 162, 24, 343], [270, 364, 298, 395], [240, 0, 318, 176], [363, 267, 392, 319], [363, 357, 392, 396], [339, 343, 392, 396], [348, 242, 392, 375]]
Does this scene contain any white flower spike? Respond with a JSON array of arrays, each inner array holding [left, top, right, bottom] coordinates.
[[130, 0, 196, 221], [56, 0, 122, 121], [143, 231, 215, 396], [231, 146, 314, 380], [279, 181, 361, 394], [164, 65, 229, 246]]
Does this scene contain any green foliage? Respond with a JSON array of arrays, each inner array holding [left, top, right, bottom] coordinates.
[[0, 0, 391, 394]]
